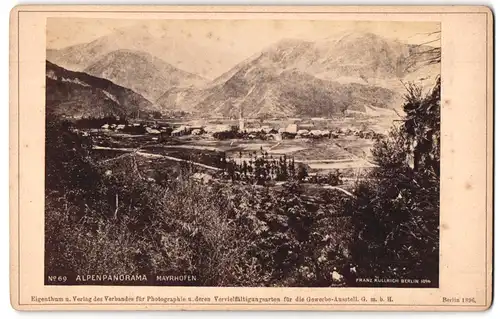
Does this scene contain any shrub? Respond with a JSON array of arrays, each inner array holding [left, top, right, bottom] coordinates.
[[347, 77, 440, 286], [44, 117, 354, 287]]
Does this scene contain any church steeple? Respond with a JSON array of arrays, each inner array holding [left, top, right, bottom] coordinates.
[[239, 105, 245, 131]]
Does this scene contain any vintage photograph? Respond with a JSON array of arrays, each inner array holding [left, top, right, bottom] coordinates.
[[44, 18, 441, 288]]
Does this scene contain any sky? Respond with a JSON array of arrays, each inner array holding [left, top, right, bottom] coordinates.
[[47, 18, 440, 50]]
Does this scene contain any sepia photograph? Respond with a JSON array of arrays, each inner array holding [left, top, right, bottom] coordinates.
[[10, 4, 496, 311], [43, 18, 442, 288]]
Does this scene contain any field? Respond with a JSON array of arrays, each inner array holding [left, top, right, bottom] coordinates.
[[80, 115, 392, 195], [91, 130, 378, 182]]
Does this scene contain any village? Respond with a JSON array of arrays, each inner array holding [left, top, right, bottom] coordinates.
[[94, 116, 385, 142], [68, 113, 383, 197]]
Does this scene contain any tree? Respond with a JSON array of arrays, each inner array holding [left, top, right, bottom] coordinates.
[[348, 76, 440, 286], [405, 31, 441, 73], [400, 79, 440, 175], [152, 111, 163, 119], [297, 164, 309, 182], [45, 117, 101, 201], [254, 157, 267, 185]]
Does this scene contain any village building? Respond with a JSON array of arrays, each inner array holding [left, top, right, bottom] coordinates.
[[297, 129, 310, 137], [239, 118, 245, 131], [145, 127, 161, 134], [320, 130, 331, 137], [267, 133, 281, 141], [171, 125, 189, 136], [190, 172, 212, 184], [285, 123, 298, 134], [310, 130, 323, 137], [260, 126, 273, 134], [188, 125, 204, 133], [246, 127, 261, 133], [217, 124, 227, 132], [191, 129, 202, 135]]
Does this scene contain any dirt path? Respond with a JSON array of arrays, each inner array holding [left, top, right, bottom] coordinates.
[[320, 185, 355, 197], [268, 141, 282, 151], [93, 145, 221, 171], [136, 151, 221, 171]]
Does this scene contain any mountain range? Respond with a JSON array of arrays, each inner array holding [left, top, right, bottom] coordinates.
[[46, 25, 236, 80], [46, 31, 440, 119], [157, 64, 400, 118], [83, 49, 206, 101], [155, 34, 439, 118], [46, 61, 154, 118]]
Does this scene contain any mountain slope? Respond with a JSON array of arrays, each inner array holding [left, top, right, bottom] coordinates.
[[230, 34, 438, 91], [157, 65, 400, 118], [46, 61, 154, 118], [46, 25, 233, 79], [156, 32, 438, 118], [83, 50, 206, 101]]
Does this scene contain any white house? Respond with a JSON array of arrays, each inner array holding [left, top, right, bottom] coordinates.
[[191, 172, 212, 183], [320, 130, 331, 137], [146, 127, 161, 134], [204, 124, 232, 133], [261, 126, 273, 134], [297, 129, 310, 136], [310, 130, 323, 137], [171, 125, 189, 136], [285, 124, 298, 134]]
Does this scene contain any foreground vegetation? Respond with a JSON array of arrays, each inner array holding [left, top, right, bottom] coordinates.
[[45, 78, 440, 287], [45, 122, 352, 286]]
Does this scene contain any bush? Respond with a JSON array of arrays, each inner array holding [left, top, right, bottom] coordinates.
[[347, 77, 440, 286], [122, 125, 147, 135], [44, 117, 355, 287]]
